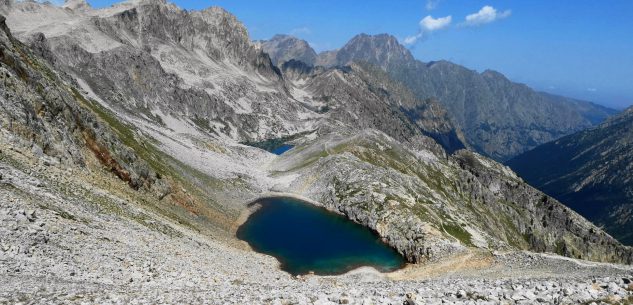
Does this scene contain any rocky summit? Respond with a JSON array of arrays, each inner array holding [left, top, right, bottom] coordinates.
[[259, 34, 318, 67], [0, 0, 631, 304]]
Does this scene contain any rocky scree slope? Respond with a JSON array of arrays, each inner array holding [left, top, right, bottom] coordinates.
[[508, 106, 633, 246], [0, 6, 268, 241], [264, 33, 617, 161]]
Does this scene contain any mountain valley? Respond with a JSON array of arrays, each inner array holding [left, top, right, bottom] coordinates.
[[0, 0, 631, 304], [508, 106, 633, 246]]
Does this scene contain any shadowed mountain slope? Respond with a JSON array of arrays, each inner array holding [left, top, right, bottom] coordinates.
[[508, 107, 633, 245]]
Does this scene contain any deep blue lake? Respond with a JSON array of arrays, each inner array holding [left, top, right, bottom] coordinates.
[[236, 197, 405, 275], [271, 144, 293, 155]]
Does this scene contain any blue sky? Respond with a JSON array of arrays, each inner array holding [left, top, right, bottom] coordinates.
[[84, 0, 633, 109]]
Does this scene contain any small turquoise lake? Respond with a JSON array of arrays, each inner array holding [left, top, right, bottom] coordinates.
[[241, 138, 294, 155], [236, 197, 406, 276]]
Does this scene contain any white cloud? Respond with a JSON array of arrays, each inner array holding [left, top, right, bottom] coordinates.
[[404, 15, 452, 45], [463, 5, 511, 26], [426, 0, 441, 10], [587, 88, 598, 92], [403, 35, 420, 45], [420, 15, 452, 31]]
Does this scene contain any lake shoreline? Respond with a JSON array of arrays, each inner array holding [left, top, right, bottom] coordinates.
[[234, 195, 406, 276], [233, 191, 329, 233]]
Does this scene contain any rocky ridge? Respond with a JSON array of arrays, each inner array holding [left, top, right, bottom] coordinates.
[[281, 60, 467, 155], [4, 0, 316, 143], [263, 33, 617, 161], [274, 131, 633, 264]]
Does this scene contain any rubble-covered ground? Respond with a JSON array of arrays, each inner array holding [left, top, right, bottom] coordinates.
[[1, 139, 632, 305]]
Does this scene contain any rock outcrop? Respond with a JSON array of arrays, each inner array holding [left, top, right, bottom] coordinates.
[[275, 131, 633, 264]]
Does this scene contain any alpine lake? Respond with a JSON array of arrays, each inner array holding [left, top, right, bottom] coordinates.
[[237, 197, 406, 276]]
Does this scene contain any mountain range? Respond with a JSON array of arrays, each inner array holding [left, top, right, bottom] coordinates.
[[262, 33, 617, 161], [0, 0, 631, 302]]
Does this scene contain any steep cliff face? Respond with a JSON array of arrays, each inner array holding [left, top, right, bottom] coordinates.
[[508, 107, 633, 245], [263, 33, 616, 161], [5, 0, 316, 143], [91, 2, 281, 79], [0, 14, 167, 194]]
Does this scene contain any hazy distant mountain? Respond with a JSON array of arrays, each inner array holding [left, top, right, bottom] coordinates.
[[263, 33, 617, 161], [321, 34, 619, 161], [507, 106, 633, 245], [259, 34, 317, 66], [315, 33, 415, 70]]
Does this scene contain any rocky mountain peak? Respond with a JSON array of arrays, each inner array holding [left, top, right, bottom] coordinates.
[[87, 1, 281, 80], [62, 0, 90, 11], [252, 29, 617, 161], [260, 34, 317, 66], [328, 33, 415, 69], [481, 69, 506, 79], [346, 33, 400, 47], [122, 0, 167, 6], [198, 5, 241, 23], [270, 34, 293, 40]]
